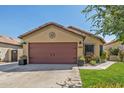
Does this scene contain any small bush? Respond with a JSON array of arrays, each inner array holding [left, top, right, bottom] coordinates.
[[118, 51, 124, 62], [101, 51, 106, 59], [85, 53, 93, 63], [20, 40, 27, 45], [109, 47, 119, 56], [92, 57, 101, 63], [100, 51, 107, 62], [79, 56, 85, 61], [90, 60, 96, 65], [20, 55, 27, 60], [78, 56, 85, 66]]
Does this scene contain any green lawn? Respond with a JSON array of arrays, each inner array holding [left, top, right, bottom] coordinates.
[[80, 63, 124, 88]]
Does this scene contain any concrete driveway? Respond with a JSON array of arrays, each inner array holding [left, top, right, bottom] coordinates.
[[0, 63, 81, 88]]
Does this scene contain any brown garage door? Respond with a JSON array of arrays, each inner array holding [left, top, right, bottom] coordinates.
[[29, 43, 77, 64]]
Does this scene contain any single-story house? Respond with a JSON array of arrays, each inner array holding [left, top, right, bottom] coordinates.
[[0, 35, 23, 62], [19, 22, 105, 64], [104, 40, 123, 50], [104, 40, 124, 61]]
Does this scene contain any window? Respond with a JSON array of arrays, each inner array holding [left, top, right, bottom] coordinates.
[[85, 44, 94, 55], [100, 45, 103, 56]]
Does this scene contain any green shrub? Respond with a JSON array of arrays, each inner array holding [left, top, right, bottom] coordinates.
[[109, 47, 119, 55], [78, 56, 85, 66], [93, 57, 101, 63], [90, 60, 96, 65], [20, 40, 27, 45], [20, 55, 27, 60], [101, 51, 106, 59], [100, 51, 107, 62], [118, 51, 124, 62], [79, 56, 85, 61], [85, 53, 93, 63]]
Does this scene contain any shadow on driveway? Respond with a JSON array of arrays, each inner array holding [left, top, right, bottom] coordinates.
[[0, 63, 77, 72]]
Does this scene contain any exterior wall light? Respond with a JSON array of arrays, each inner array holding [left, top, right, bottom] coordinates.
[[79, 41, 82, 44]]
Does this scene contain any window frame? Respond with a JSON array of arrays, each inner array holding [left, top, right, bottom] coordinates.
[[100, 45, 103, 56], [84, 44, 95, 55]]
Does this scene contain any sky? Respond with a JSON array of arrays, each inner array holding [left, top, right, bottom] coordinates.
[[0, 5, 115, 42]]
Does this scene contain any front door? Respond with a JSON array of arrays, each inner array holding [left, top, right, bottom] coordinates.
[[11, 50, 18, 62]]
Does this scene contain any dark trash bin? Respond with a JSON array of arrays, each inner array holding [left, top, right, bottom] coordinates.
[[18, 55, 27, 65], [18, 59, 27, 65]]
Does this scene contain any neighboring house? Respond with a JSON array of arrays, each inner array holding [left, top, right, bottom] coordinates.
[[0, 35, 23, 62], [104, 40, 123, 50], [104, 40, 124, 61], [19, 22, 105, 64]]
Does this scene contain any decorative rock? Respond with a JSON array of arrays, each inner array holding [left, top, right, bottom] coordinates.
[[56, 66, 82, 88]]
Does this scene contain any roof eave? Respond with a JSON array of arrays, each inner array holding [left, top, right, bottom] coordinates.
[[68, 26, 106, 44], [19, 22, 86, 39], [0, 42, 21, 46]]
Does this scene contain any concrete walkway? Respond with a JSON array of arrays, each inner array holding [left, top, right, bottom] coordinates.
[[79, 61, 116, 70]]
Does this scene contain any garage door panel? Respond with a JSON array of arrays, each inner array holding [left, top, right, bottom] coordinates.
[[30, 58, 53, 64], [29, 43, 77, 64]]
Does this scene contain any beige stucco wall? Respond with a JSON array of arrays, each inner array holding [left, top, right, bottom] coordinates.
[[68, 28, 104, 57], [22, 25, 84, 63], [84, 35, 104, 57], [0, 43, 22, 62]]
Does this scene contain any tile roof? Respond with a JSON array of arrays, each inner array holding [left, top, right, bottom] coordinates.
[[104, 40, 119, 46], [18, 22, 105, 44], [0, 35, 20, 46], [67, 26, 105, 43], [18, 22, 86, 39]]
